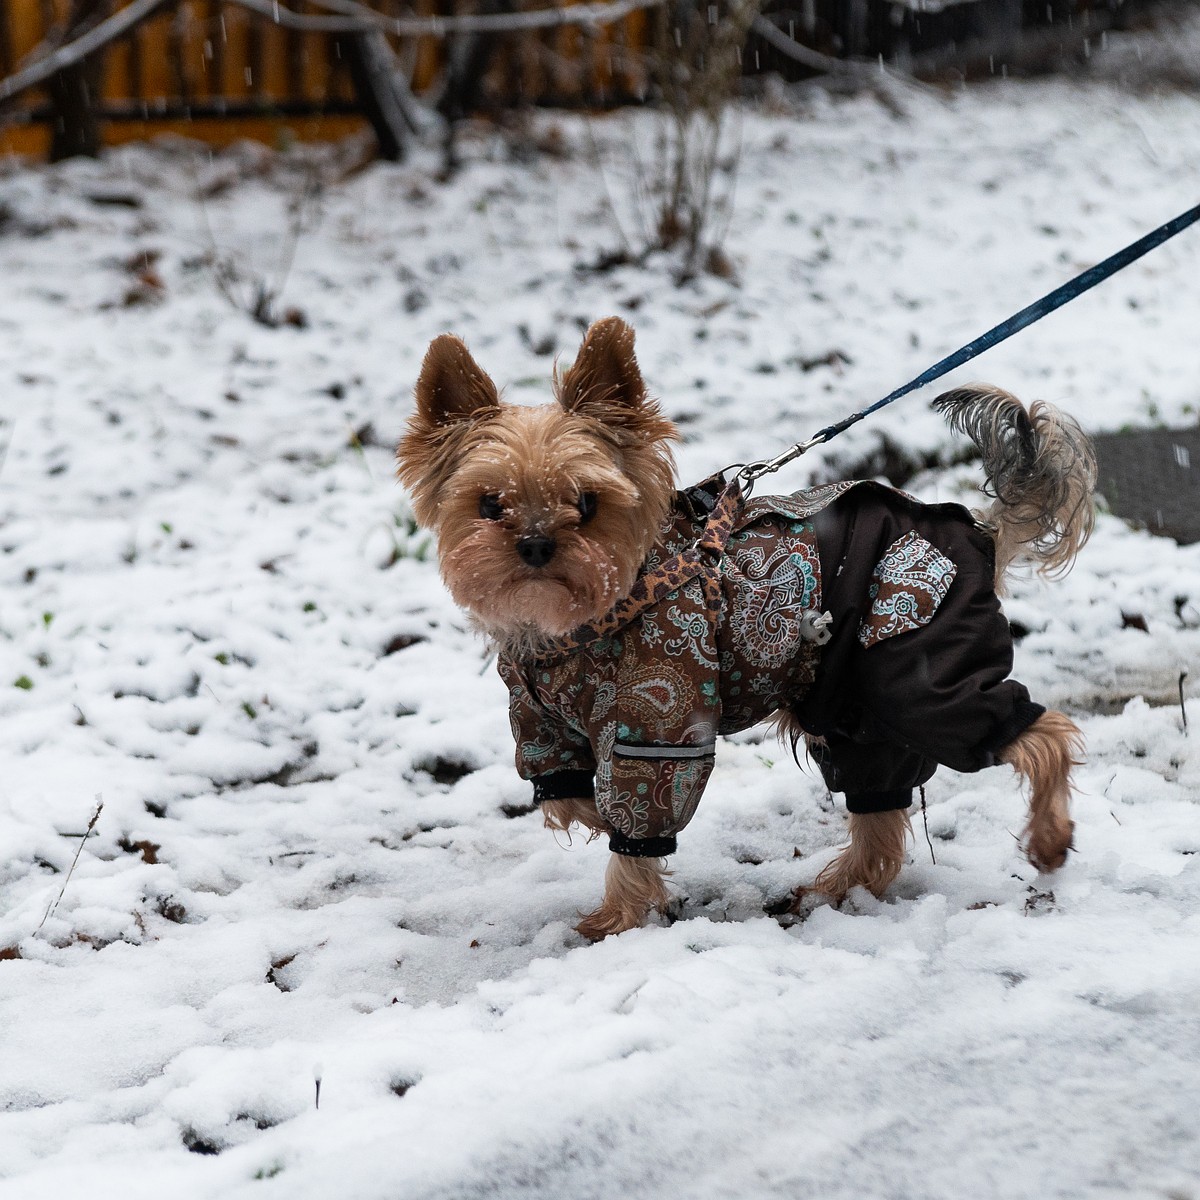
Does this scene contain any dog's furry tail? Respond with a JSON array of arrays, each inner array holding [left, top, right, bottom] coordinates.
[[932, 385, 1096, 585]]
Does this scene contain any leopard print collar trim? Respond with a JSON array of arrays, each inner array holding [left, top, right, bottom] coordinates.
[[527, 479, 745, 663]]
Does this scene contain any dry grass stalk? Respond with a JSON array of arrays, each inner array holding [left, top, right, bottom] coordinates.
[[643, 0, 762, 277], [35, 794, 104, 936]]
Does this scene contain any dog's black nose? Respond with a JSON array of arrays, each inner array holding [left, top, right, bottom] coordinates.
[[516, 535, 556, 568]]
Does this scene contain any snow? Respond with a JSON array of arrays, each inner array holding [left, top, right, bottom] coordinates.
[[2, 72, 1200, 1199]]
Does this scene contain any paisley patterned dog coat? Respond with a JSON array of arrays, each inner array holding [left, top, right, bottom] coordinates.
[[498, 476, 1044, 858]]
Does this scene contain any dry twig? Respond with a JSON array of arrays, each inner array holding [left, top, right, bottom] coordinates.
[[35, 795, 104, 936]]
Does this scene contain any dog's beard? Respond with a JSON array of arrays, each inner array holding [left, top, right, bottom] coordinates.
[[440, 531, 641, 645]]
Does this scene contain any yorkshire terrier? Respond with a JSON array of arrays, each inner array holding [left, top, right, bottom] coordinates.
[[397, 317, 1095, 939]]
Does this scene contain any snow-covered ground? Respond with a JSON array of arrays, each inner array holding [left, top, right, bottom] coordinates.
[[2, 74, 1200, 1199]]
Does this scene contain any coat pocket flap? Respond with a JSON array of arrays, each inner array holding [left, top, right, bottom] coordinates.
[[605, 741, 716, 839], [858, 532, 957, 649]]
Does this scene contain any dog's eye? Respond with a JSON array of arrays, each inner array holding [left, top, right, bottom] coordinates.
[[478, 494, 505, 521], [577, 493, 598, 525]]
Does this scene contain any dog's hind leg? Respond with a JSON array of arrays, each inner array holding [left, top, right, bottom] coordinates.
[[576, 853, 670, 940], [805, 809, 912, 903], [997, 710, 1082, 871]]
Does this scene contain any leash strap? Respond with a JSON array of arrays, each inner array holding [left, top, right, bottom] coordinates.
[[740, 200, 1200, 487]]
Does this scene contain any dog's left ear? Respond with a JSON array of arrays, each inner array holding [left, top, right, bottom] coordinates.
[[557, 317, 650, 425]]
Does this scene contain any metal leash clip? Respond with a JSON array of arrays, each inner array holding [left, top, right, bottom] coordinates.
[[733, 433, 827, 497]]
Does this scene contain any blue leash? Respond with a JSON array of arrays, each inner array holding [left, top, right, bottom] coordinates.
[[740, 200, 1200, 486]]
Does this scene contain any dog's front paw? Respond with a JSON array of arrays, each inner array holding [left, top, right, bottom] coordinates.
[[1025, 818, 1075, 872], [575, 905, 642, 941], [575, 853, 669, 940]]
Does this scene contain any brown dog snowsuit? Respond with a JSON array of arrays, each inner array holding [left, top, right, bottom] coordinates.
[[498, 475, 1043, 858]]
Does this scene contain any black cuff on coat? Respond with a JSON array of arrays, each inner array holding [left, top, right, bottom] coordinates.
[[532, 770, 596, 804], [977, 701, 1047, 767], [609, 831, 678, 858], [845, 787, 914, 814]]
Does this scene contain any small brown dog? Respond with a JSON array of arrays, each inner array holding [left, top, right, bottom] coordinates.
[[397, 317, 1095, 939]]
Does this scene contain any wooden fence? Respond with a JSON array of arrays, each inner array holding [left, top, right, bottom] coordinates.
[[0, 0, 1145, 158], [0, 0, 650, 156]]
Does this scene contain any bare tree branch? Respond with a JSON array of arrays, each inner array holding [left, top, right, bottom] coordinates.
[[749, 14, 941, 94], [748, 14, 864, 75], [0, 0, 170, 104], [242, 0, 670, 36]]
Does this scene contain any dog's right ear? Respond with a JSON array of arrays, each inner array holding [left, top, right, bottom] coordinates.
[[412, 334, 501, 427], [399, 336, 500, 523]]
